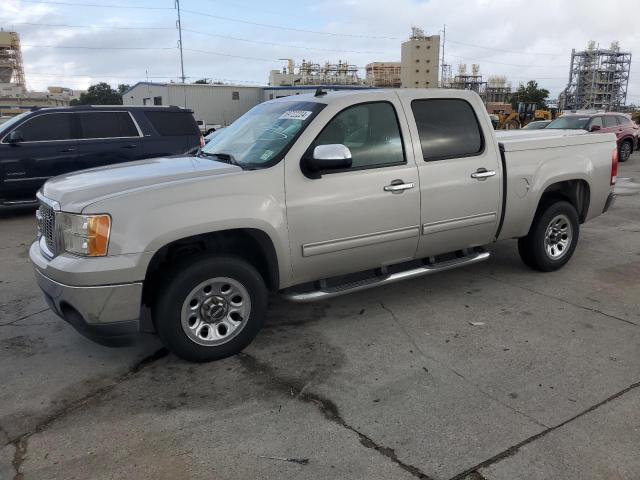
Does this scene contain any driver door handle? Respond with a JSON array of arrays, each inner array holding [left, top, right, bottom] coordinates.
[[471, 168, 496, 180], [384, 180, 414, 193]]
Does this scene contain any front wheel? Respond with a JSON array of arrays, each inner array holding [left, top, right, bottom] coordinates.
[[518, 201, 580, 272], [153, 255, 267, 362]]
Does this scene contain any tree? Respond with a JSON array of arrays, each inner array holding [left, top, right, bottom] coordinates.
[[510, 80, 550, 109], [70, 82, 127, 105]]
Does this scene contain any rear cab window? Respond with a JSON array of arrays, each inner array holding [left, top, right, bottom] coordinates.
[[411, 98, 484, 161], [144, 110, 200, 136]]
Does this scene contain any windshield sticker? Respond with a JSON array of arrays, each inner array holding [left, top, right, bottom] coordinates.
[[260, 150, 274, 161], [279, 110, 313, 121]]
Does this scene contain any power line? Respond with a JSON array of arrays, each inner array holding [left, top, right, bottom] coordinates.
[[6, 21, 174, 30], [20, 0, 173, 10], [179, 8, 401, 40], [4, 21, 390, 54], [446, 39, 559, 57], [22, 44, 176, 50]]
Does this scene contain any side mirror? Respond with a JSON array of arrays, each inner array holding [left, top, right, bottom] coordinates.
[[590, 125, 601, 132], [6, 130, 24, 143], [306, 144, 352, 176]]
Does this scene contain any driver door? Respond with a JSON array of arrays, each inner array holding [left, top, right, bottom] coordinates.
[[284, 95, 421, 286]]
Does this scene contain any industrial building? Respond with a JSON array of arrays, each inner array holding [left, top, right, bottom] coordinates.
[[560, 41, 632, 111], [269, 59, 363, 87], [122, 82, 373, 127], [400, 28, 440, 88], [0, 30, 25, 86], [365, 62, 402, 88], [0, 31, 83, 116]]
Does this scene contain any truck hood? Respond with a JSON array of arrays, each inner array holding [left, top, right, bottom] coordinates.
[[41, 155, 242, 212]]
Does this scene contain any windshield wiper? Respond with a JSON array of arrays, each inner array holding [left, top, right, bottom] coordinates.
[[198, 151, 241, 167]]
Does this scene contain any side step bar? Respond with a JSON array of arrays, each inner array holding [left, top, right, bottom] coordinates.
[[282, 250, 490, 303]]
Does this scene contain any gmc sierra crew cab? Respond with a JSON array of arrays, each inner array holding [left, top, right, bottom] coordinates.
[[29, 89, 618, 362]]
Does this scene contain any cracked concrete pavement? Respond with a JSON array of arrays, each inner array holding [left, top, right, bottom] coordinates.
[[0, 153, 639, 479]]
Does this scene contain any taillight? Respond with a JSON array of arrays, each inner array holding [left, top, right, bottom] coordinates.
[[611, 147, 618, 185], [199, 135, 205, 148]]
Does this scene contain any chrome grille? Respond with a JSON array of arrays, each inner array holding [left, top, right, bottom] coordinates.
[[37, 202, 57, 255]]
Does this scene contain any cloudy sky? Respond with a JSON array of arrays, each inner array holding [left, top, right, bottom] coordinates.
[[1, 0, 639, 103]]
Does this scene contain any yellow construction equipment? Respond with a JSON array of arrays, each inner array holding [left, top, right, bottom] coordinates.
[[493, 103, 554, 129]]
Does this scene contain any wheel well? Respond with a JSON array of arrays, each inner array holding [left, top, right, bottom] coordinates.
[[141, 229, 279, 307], [537, 180, 590, 223]]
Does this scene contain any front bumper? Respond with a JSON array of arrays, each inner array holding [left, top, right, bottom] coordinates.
[[30, 241, 144, 345]]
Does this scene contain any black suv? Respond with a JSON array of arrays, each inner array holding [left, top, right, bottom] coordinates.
[[0, 105, 202, 206]]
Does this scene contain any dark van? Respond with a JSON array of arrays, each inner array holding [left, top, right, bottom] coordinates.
[[0, 105, 202, 206]]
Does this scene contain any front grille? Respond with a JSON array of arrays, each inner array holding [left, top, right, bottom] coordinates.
[[37, 202, 57, 255]]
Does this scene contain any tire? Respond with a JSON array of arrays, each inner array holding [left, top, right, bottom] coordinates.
[[206, 128, 216, 135], [153, 255, 268, 362], [619, 140, 632, 162], [517, 200, 580, 272]]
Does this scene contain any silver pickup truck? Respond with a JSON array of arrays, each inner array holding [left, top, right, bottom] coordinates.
[[30, 89, 618, 362]]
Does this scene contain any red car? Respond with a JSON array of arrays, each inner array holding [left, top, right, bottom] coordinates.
[[546, 112, 639, 162]]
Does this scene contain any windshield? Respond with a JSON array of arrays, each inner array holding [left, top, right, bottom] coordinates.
[[0, 111, 31, 137], [546, 116, 590, 130], [200, 100, 324, 167]]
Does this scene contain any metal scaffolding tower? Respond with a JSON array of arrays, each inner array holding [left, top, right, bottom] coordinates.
[[561, 41, 631, 111], [0, 31, 25, 86]]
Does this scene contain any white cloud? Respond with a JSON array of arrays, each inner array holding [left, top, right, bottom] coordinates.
[[0, 0, 638, 103]]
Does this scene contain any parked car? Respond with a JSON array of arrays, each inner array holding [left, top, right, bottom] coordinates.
[[546, 112, 638, 161], [0, 105, 202, 207], [204, 127, 226, 144], [196, 120, 222, 135], [522, 120, 551, 130], [31, 89, 617, 362]]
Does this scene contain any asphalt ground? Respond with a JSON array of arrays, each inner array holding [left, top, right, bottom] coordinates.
[[1, 152, 639, 480]]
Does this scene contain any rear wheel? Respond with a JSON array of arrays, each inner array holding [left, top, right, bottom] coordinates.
[[153, 255, 267, 362], [619, 140, 632, 162], [518, 201, 579, 272]]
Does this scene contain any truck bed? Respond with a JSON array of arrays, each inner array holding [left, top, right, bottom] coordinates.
[[496, 130, 616, 240]]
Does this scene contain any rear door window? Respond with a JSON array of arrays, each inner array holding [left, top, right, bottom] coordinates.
[[144, 111, 199, 136], [78, 112, 139, 139], [603, 116, 618, 128], [616, 115, 632, 125], [589, 117, 603, 129], [411, 99, 484, 161], [14, 113, 74, 142]]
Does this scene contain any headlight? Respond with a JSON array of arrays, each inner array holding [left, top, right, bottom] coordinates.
[[59, 213, 111, 257]]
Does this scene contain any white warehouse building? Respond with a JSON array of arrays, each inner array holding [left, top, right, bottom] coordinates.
[[122, 82, 263, 127], [122, 82, 374, 127]]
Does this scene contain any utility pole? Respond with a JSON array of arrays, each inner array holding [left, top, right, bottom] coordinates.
[[176, 0, 186, 83], [440, 24, 446, 86]]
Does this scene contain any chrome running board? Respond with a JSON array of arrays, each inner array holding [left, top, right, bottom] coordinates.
[[281, 250, 490, 303]]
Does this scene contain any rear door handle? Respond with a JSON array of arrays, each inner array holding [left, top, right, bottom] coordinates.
[[58, 147, 75, 153], [121, 144, 138, 149], [384, 180, 414, 193], [471, 168, 496, 180]]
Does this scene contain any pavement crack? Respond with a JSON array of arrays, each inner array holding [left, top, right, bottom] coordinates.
[[10, 436, 27, 480], [237, 352, 434, 479], [379, 302, 548, 429], [0, 309, 50, 327], [448, 378, 640, 480], [469, 270, 640, 328], [5, 347, 169, 452]]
